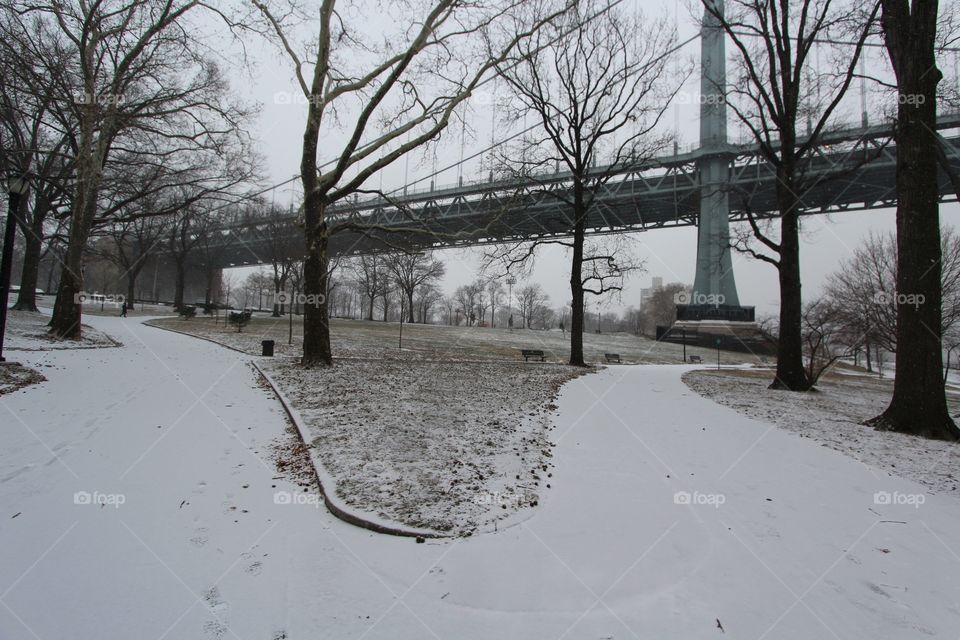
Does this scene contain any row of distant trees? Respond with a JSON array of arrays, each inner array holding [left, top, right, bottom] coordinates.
[[235, 255, 564, 330], [0, 1, 258, 334], [798, 231, 960, 385]]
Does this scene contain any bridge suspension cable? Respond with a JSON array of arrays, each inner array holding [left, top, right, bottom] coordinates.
[[207, 11, 707, 217]]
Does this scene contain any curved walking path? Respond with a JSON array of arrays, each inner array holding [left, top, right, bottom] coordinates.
[[1, 315, 958, 639]]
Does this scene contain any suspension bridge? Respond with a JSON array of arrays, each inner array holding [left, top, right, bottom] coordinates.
[[190, 1, 960, 322]]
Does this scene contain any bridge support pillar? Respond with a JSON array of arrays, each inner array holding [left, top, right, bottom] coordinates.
[[689, 0, 747, 318]]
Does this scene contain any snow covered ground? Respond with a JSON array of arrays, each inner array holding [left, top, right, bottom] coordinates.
[[0, 362, 45, 395], [148, 314, 766, 365], [5, 309, 118, 351], [261, 358, 580, 535], [2, 315, 959, 639], [684, 368, 960, 496]]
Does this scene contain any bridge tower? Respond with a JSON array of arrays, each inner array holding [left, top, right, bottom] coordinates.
[[690, 0, 741, 312], [668, 0, 765, 353]]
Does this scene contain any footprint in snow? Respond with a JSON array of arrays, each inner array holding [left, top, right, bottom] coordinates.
[[203, 586, 229, 614], [189, 527, 208, 547], [202, 620, 227, 639]]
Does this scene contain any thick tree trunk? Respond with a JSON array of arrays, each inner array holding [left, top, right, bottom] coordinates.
[[407, 290, 415, 323], [13, 231, 41, 312], [569, 190, 587, 367], [50, 193, 94, 338], [49, 115, 110, 338], [301, 219, 332, 366], [770, 208, 811, 390], [868, 0, 958, 439], [49, 241, 85, 339], [51, 190, 99, 338]]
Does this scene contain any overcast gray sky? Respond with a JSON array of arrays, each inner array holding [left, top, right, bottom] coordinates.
[[224, 0, 960, 318]]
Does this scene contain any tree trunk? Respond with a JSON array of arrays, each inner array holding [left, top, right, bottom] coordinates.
[[49, 112, 110, 338], [45, 256, 56, 294], [301, 216, 332, 366], [868, 0, 959, 439], [865, 333, 873, 373], [770, 181, 811, 390], [49, 240, 85, 339], [13, 230, 41, 312], [204, 267, 215, 308], [51, 179, 101, 338], [173, 260, 186, 310], [407, 290, 415, 323], [272, 281, 281, 317], [569, 189, 587, 367], [50, 189, 96, 338]]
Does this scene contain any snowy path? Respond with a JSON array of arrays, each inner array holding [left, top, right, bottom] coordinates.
[[1, 317, 958, 639]]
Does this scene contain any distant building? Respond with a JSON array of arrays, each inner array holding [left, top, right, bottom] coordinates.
[[640, 276, 663, 307]]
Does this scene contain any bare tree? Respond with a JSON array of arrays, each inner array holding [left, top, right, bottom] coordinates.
[[415, 282, 444, 323], [823, 232, 897, 361], [488, 5, 672, 365], [350, 255, 388, 321], [801, 299, 850, 386], [252, 0, 570, 366], [97, 210, 169, 310], [486, 278, 503, 328], [641, 282, 689, 336], [861, 0, 960, 440], [256, 205, 300, 316], [826, 229, 960, 397], [166, 197, 240, 310], [517, 283, 549, 329], [1, 0, 254, 338], [706, 0, 879, 389], [454, 282, 482, 326], [0, 7, 75, 312], [384, 251, 445, 323]]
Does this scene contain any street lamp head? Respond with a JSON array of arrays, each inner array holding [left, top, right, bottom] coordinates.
[[7, 176, 30, 195]]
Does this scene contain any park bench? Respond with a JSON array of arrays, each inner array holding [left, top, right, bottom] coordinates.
[[688, 355, 702, 364], [179, 305, 197, 319], [521, 349, 546, 362], [228, 310, 253, 324], [604, 353, 621, 364]]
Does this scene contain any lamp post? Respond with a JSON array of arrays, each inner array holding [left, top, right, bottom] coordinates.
[[1, 176, 30, 362], [506, 276, 516, 331]]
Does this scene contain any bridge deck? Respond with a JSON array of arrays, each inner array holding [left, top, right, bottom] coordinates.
[[204, 115, 960, 266]]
